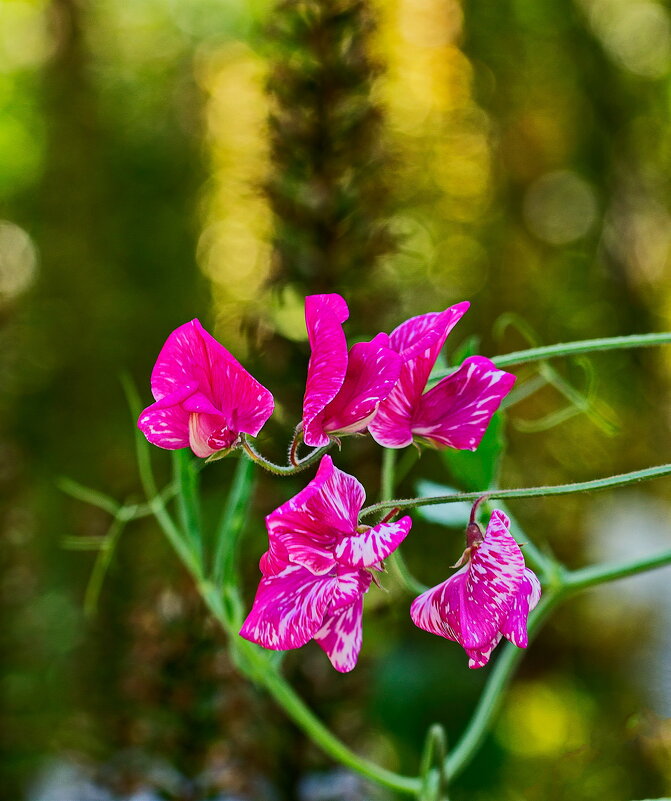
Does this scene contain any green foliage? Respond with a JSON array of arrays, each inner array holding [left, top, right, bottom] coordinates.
[[442, 412, 506, 492]]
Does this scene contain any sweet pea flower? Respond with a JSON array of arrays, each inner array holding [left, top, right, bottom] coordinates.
[[410, 510, 541, 668], [240, 455, 412, 671], [138, 319, 274, 458], [302, 294, 402, 447], [368, 303, 516, 450]]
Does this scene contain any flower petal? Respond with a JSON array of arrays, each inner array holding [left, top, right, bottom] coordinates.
[[239, 565, 338, 650], [369, 303, 470, 448], [266, 456, 365, 574], [137, 399, 190, 450], [320, 333, 402, 436], [335, 516, 412, 568], [465, 635, 501, 669], [412, 356, 515, 450], [329, 567, 373, 611], [499, 568, 542, 648], [314, 596, 364, 673], [148, 319, 274, 441], [462, 510, 525, 649], [389, 302, 470, 400], [149, 319, 213, 401], [302, 294, 350, 447], [410, 568, 468, 643]]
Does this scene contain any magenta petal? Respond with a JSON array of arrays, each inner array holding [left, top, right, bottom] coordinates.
[[239, 565, 337, 650], [302, 294, 350, 447], [461, 511, 525, 649], [138, 400, 190, 450], [367, 399, 415, 448], [389, 302, 470, 401], [329, 567, 372, 612], [410, 568, 468, 643], [389, 303, 470, 358], [413, 356, 516, 450], [145, 319, 273, 454], [335, 516, 412, 568], [265, 456, 365, 573], [314, 596, 364, 673], [369, 303, 470, 448], [320, 334, 403, 436], [499, 568, 542, 648], [411, 511, 539, 668], [465, 636, 501, 669], [149, 319, 214, 401]]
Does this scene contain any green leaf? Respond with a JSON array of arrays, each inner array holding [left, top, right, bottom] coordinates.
[[441, 411, 505, 492], [213, 455, 256, 588], [173, 449, 203, 565], [451, 334, 481, 366]]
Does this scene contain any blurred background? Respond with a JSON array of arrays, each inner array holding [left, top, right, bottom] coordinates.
[[2, 0, 671, 798]]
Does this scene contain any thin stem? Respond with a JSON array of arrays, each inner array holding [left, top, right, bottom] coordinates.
[[241, 434, 330, 476], [124, 375, 201, 576], [289, 423, 304, 467], [360, 463, 671, 519], [565, 548, 671, 592], [83, 517, 126, 617], [491, 331, 671, 369], [157, 500, 421, 796], [380, 448, 427, 596], [445, 590, 563, 781]]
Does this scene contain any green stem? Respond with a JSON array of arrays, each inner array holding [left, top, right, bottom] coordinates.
[[565, 549, 671, 592], [159, 502, 421, 795], [360, 463, 671, 519], [241, 434, 330, 476], [491, 331, 671, 369], [381, 449, 427, 596], [445, 590, 563, 781], [83, 516, 126, 617]]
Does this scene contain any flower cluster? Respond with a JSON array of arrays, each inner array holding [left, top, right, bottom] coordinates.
[[138, 295, 540, 671]]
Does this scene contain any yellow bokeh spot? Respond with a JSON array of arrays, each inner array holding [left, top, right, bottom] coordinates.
[[496, 680, 592, 758]]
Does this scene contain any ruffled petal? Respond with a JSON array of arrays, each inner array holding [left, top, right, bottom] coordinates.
[[410, 568, 468, 643], [137, 398, 190, 450], [413, 356, 515, 450], [335, 516, 412, 568], [239, 565, 338, 651], [465, 634, 501, 669], [314, 596, 364, 673], [369, 303, 470, 448], [329, 567, 372, 612], [320, 334, 402, 436], [147, 319, 273, 445], [149, 319, 213, 401], [499, 568, 542, 648], [302, 294, 350, 447], [462, 510, 525, 649], [389, 302, 470, 401], [266, 457, 364, 574]]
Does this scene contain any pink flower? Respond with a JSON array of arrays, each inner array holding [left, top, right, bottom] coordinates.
[[410, 510, 541, 668], [240, 455, 412, 671], [302, 294, 403, 447], [138, 319, 274, 458], [368, 303, 516, 450]]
